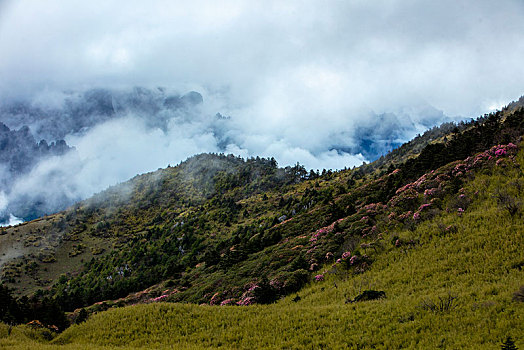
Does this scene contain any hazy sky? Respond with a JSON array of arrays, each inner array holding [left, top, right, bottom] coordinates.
[[1, 0, 524, 221], [1, 0, 523, 112]]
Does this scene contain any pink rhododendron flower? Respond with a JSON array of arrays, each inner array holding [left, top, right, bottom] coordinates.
[[220, 299, 235, 306], [495, 148, 507, 157], [237, 297, 255, 306], [418, 203, 431, 211], [350, 256, 358, 265]]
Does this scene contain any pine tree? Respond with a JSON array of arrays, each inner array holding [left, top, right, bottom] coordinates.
[[501, 336, 518, 350]]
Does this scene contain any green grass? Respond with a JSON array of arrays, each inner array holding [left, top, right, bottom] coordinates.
[[2, 157, 523, 349]]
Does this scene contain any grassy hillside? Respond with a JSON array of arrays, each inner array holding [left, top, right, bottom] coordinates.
[[1, 147, 523, 348], [0, 102, 523, 348]]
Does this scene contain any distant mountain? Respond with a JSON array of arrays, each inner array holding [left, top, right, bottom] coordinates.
[[0, 123, 71, 179], [0, 87, 204, 141], [0, 122, 72, 223], [0, 87, 204, 223]]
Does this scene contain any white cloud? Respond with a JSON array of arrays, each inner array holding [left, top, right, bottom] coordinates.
[[0, 0, 522, 114]]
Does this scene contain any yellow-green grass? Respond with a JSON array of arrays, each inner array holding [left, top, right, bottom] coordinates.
[[2, 154, 523, 349]]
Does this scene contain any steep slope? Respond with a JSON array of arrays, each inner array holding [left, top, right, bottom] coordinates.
[[0, 153, 307, 297]]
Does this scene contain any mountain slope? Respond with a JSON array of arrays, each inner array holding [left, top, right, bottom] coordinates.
[[1, 104, 523, 304], [2, 145, 523, 348], [0, 101, 523, 347]]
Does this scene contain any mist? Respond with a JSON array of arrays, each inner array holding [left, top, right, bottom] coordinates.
[[1, 0, 524, 222]]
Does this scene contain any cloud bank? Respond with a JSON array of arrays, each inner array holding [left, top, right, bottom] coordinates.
[[1, 0, 524, 221], [1, 1, 523, 114]]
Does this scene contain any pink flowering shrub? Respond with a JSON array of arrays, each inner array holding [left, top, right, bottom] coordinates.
[[449, 190, 471, 213], [236, 296, 255, 306], [424, 188, 440, 198], [397, 211, 413, 221], [495, 148, 507, 157], [388, 189, 419, 211], [389, 168, 401, 176], [488, 143, 518, 159], [349, 255, 358, 265], [315, 274, 324, 282], [220, 299, 236, 306], [361, 226, 372, 237], [418, 203, 432, 211], [361, 203, 387, 217], [395, 183, 415, 195], [309, 220, 342, 242], [269, 278, 284, 290], [452, 163, 467, 176], [150, 294, 168, 302], [236, 284, 261, 306], [309, 232, 320, 242], [209, 292, 222, 305]]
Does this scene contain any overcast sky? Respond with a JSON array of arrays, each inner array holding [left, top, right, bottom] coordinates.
[[1, 0, 524, 220], [2, 0, 523, 113]]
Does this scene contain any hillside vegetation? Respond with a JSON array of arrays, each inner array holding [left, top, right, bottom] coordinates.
[[0, 101, 523, 348]]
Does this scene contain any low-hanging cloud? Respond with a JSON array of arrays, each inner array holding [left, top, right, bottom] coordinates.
[[1, 0, 524, 221], [1, 88, 368, 221]]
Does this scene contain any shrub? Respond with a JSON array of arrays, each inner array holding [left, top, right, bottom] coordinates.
[[346, 290, 386, 303], [420, 293, 458, 313], [513, 285, 524, 303], [495, 191, 521, 217]]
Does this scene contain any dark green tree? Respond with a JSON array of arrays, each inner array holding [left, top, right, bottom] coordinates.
[[75, 308, 88, 324], [501, 337, 518, 350]]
